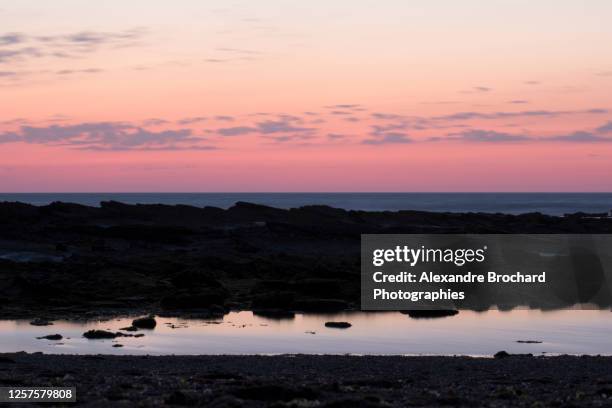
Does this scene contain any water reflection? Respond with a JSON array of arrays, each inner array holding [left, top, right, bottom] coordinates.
[[1, 310, 611, 356]]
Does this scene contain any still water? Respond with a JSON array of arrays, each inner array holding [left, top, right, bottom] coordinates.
[[1, 310, 612, 356]]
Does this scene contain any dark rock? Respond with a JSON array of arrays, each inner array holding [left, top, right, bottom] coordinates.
[[325, 321, 352, 329], [293, 278, 343, 297], [83, 330, 118, 339], [208, 304, 228, 316], [132, 316, 157, 329], [3, 200, 612, 320], [516, 340, 542, 344], [230, 384, 317, 402], [115, 332, 141, 338], [112, 344, 123, 348], [36, 334, 62, 341], [251, 292, 295, 309], [201, 372, 243, 380], [402, 310, 459, 319], [30, 318, 53, 326], [161, 290, 228, 310], [494, 351, 511, 359], [55, 243, 68, 252], [119, 326, 139, 332], [294, 299, 348, 312], [165, 390, 198, 406], [91, 223, 196, 244], [171, 270, 223, 290], [252, 280, 292, 291]]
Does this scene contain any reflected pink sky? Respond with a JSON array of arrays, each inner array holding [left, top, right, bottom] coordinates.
[[2, 310, 612, 355]]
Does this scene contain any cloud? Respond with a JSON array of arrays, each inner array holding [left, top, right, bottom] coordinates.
[[265, 134, 314, 143], [371, 112, 405, 120], [444, 129, 530, 143], [0, 28, 146, 78], [204, 47, 264, 63], [257, 120, 314, 134], [369, 122, 412, 136], [365, 108, 610, 137], [80, 144, 217, 152], [216, 116, 317, 139], [432, 109, 608, 122], [325, 104, 363, 110], [36, 28, 146, 51], [595, 71, 612, 77], [363, 132, 413, 145], [0, 33, 24, 46], [0, 122, 215, 151], [0, 47, 42, 63], [460, 86, 492, 94], [431, 126, 612, 144], [215, 47, 262, 55], [55, 68, 104, 75], [142, 118, 171, 126], [215, 115, 235, 122], [177, 116, 207, 125], [596, 121, 612, 133], [217, 126, 256, 136], [546, 131, 612, 143], [508, 100, 529, 104], [1, 118, 28, 126], [0, 70, 18, 77]]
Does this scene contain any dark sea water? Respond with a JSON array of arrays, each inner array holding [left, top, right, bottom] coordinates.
[[0, 193, 611, 215]]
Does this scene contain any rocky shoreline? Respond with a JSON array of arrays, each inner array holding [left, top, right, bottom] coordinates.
[[1, 200, 611, 320], [2, 201, 612, 406], [2, 353, 612, 407]]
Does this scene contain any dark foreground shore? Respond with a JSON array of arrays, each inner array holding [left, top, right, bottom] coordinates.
[[2, 353, 612, 407]]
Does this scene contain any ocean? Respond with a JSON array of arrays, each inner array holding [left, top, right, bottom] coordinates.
[[0, 193, 611, 216]]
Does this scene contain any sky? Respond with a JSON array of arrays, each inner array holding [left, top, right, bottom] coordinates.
[[1, 0, 611, 192]]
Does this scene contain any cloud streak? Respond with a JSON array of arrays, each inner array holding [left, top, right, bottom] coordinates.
[[0, 28, 147, 84], [431, 109, 608, 122], [0, 122, 216, 151], [429, 124, 612, 144], [2, 107, 611, 153], [547, 131, 612, 143], [0, 28, 146, 64], [443, 130, 530, 143], [363, 132, 413, 145], [216, 117, 316, 138]]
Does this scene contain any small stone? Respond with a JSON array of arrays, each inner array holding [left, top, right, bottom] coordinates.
[[494, 350, 511, 359], [83, 330, 118, 339], [324, 321, 352, 329], [132, 316, 157, 329], [36, 334, 62, 341], [30, 318, 53, 326]]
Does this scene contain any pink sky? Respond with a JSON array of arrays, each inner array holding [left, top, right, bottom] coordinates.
[[1, 1, 611, 191]]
